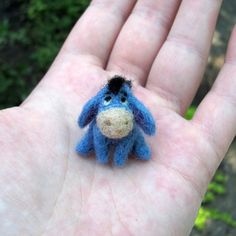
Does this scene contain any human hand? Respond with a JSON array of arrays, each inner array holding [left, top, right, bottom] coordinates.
[[1, 0, 236, 235]]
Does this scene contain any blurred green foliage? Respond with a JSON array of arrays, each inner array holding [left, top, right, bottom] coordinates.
[[194, 171, 236, 231], [195, 207, 236, 231], [0, 0, 90, 109], [185, 106, 197, 120]]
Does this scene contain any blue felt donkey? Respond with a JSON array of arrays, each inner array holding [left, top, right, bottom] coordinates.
[[76, 76, 156, 166]]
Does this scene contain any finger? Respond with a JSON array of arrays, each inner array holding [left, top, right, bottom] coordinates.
[[61, 0, 136, 67], [146, 0, 222, 114], [193, 26, 236, 168], [107, 0, 181, 85]]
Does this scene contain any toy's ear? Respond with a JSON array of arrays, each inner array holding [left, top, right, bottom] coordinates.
[[129, 96, 156, 135], [78, 95, 100, 128]]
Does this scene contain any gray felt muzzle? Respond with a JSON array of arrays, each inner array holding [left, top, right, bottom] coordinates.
[[96, 108, 134, 139]]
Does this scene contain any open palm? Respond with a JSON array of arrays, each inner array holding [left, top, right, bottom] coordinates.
[[1, 1, 236, 235]]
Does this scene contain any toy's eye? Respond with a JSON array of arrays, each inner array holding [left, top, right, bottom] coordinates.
[[122, 91, 127, 97], [120, 96, 127, 104], [104, 96, 112, 105]]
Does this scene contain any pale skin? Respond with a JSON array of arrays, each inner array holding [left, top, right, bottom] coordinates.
[[0, 0, 236, 235]]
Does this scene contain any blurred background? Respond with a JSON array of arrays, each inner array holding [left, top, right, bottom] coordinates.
[[0, 0, 235, 235]]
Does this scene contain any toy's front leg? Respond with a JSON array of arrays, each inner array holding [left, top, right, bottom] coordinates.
[[76, 125, 94, 156], [133, 129, 151, 161], [113, 138, 134, 167], [93, 125, 109, 164]]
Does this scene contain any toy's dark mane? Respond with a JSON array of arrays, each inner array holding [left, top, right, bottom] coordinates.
[[108, 76, 131, 95]]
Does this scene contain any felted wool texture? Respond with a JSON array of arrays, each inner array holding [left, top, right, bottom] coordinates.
[[76, 76, 156, 166], [93, 124, 111, 164], [132, 128, 151, 160], [128, 95, 156, 136], [96, 108, 134, 139], [76, 121, 94, 155]]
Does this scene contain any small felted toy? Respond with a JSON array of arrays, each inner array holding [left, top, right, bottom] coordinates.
[[76, 75, 156, 166]]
